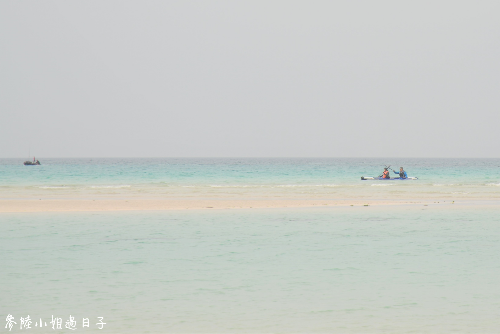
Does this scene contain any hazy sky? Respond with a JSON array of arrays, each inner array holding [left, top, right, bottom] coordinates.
[[1, 1, 499, 158]]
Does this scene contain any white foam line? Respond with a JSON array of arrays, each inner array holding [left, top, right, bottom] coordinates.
[[208, 184, 340, 188], [89, 185, 131, 189]]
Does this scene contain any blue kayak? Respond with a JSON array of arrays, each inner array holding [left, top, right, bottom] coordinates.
[[361, 176, 418, 180]]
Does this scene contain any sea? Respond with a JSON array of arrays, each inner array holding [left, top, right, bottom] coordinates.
[[1, 158, 500, 333], [1, 158, 500, 201]]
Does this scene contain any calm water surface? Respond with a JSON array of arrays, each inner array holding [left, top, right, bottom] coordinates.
[[1, 158, 500, 200], [2, 206, 500, 333]]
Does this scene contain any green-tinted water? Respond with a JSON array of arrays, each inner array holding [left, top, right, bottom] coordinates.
[[1, 158, 500, 200], [2, 207, 500, 333]]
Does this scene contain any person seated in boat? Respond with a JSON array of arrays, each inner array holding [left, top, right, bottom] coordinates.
[[35, 160, 40, 165], [393, 167, 407, 179], [381, 168, 390, 179]]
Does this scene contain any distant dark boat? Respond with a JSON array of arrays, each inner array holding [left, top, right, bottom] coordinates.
[[24, 160, 41, 165]]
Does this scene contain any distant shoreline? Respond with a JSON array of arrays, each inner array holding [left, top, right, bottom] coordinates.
[[1, 198, 499, 213]]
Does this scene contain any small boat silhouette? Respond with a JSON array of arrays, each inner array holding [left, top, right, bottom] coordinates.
[[24, 158, 41, 165]]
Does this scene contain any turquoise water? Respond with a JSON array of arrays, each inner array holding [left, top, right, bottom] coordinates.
[[1, 158, 500, 200], [2, 207, 500, 333], [2, 158, 500, 332]]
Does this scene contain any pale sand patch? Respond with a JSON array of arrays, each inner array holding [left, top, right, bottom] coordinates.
[[0, 198, 495, 213]]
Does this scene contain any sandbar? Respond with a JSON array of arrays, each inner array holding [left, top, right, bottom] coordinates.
[[1, 198, 498, 213]]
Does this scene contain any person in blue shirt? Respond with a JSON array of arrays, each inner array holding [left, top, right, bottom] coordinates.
[[393, 167, 407, 179]]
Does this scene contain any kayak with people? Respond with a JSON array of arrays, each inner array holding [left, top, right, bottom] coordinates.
[[361, 166, 417, 180]]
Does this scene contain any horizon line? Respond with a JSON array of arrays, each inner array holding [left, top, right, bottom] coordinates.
[[4, 156, 500, 159]]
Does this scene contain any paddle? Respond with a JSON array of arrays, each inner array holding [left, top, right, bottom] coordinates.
[[386, 165, 398, 173]]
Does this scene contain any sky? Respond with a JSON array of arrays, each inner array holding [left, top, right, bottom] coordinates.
[[1, 1, 499, 158]]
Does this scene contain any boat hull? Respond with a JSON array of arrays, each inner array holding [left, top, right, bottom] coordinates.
[[361, 176, 417, 180]]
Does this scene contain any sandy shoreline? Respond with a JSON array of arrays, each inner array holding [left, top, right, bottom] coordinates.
[[1, 198, 498, 213]]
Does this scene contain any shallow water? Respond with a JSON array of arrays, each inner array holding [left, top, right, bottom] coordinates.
[[2, 158, 500, 200], [2, 206, 500, 333]]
